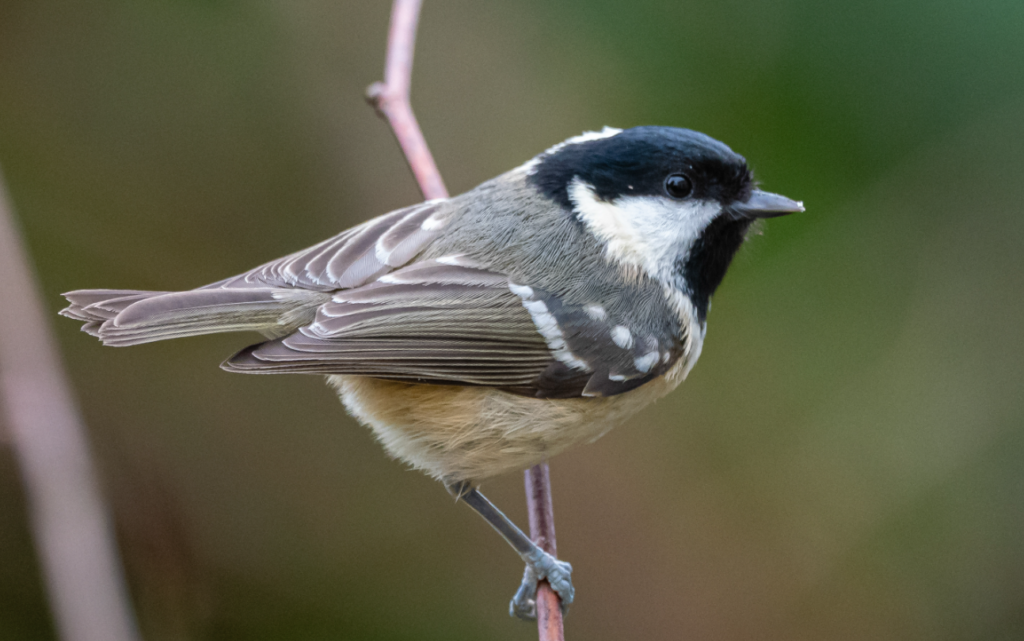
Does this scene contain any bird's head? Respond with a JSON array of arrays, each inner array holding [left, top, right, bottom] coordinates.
[[526, 125, 803, 320]]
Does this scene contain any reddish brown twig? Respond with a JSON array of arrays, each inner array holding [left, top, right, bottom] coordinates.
[[366, 0, 448, 201], [525, 463, 565, 640], [0, 167, 141, 641], [366, 3, 565, 639]]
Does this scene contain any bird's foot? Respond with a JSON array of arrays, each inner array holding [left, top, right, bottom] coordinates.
[[509, 547, 574, 620]]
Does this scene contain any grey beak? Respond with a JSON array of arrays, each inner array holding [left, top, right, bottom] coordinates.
[[731, 189, 805, 219]]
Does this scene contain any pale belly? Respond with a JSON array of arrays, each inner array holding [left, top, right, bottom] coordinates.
[[327, 359, 688, 483]]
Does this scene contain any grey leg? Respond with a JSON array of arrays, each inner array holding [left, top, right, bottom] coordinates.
[[447, 482, 574, 620]]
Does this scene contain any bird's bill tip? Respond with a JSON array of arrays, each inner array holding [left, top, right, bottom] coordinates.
[[731, 189, 804, 219]]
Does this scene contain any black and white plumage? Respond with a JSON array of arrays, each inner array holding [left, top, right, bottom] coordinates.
[[62, 125, 801, 617]]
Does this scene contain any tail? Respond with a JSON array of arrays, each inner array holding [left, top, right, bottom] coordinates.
[[60, 288, 329, 347]]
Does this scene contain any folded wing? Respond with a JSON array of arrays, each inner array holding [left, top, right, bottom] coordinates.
[[223, 260, 686, 399], [222, 260, 557, 389]]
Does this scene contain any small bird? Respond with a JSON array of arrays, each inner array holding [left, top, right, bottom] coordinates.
[[61, 126, 802, 619]]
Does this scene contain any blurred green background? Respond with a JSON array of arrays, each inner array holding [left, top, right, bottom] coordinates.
[[2, 0, 1023, 639]]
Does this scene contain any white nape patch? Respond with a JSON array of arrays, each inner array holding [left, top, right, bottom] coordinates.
[[610, 325, 633, 350], [569, 178, 721, 282], [583, 304, 607, 321], [519, 127, 623, 175], [509, 283, 590, 372], [634, 351, 660, 373], [553, 126, 623, 149]]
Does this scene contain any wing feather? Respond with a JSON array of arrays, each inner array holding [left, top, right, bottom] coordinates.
[[220, 259, 689, 399], [208, 200, 450, 291], [221, 262, 558, 389]]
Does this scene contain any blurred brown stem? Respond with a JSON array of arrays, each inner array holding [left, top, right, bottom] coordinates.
[[365, 2, 565, 639], [0, 167, 141, 641], [365, 0, 448, 201], [525, 463, 565, 640]]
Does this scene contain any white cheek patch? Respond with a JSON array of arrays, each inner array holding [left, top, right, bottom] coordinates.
[[569, 178, 721, 282]]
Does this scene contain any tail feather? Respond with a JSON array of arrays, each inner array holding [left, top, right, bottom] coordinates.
[[81, 321, 104, 337], [61, 288, 329, 346], [61, 290, 162, 321], [63, 289, 159, 308]]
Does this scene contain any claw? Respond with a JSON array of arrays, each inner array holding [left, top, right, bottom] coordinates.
[[448, 484, 576, 619], [509, 548, 574, 620], [510, 566, 538, 619]]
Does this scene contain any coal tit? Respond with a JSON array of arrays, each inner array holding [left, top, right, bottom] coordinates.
[[62, 125, 802, 619]]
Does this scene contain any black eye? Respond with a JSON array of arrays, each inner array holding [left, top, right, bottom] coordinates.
[[664, 174, 693, 199]]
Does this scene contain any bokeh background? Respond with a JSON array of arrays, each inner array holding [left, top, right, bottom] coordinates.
[[2, 1, 1023, 639]]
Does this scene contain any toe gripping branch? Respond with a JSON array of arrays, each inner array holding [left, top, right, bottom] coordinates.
[[447, 482, 575, 620]]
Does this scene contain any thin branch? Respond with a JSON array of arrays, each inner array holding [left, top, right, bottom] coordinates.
[[365, 3, 565, 639], [525, 463, 565, 641], [366, 0, 448, 200], [0, 166, 141, 641]]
